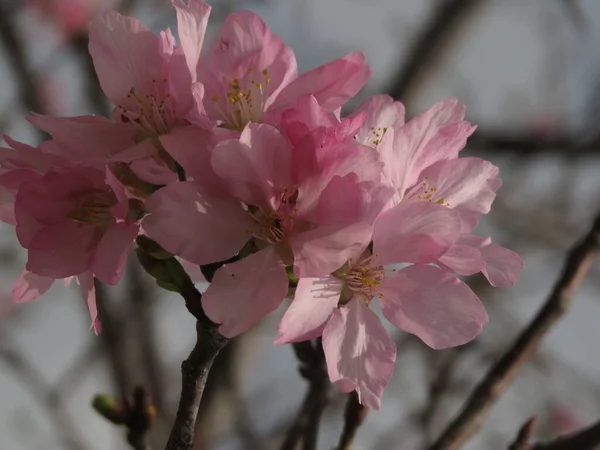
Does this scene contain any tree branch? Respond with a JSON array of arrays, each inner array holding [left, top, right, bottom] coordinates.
[[335, 392, 368, 450], [165, 278, 228, 450], [509, 417, 538, 450], [430, 212, 600, 450], [280, 340, 329, 450], [531, 420, 600, 450]]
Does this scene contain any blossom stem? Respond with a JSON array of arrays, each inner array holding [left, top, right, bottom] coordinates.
[[165, 277, 228, 450], [336, 392, 368, 450], [280, 341, 329, 450], [430, 212, 600, 450]]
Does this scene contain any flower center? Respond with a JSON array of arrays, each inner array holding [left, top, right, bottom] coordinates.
[[69, 190, 117, 226], [336, 255, 385, 305], [405, 176, 450, 206], [246, 187, 297, 244], [366, 126, 388, 147], [211, 68, 272, 130], [117, 80, 176, 137]]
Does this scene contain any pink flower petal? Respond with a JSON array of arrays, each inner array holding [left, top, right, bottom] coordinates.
[[373, 201, 462, 265], [211, 123, 292, 209], [91, 221, 140, 285], [275, 275, 342, 344], [202, 247, 289, 337], [274, 53, 371, 111], [12, 270, 55, 303], [77, 272, 101, 334], [159, 127, 222, 189], [351, 94, 405, 145], [129, 155, 178, 185], [378, 264, 488, 349], [143, 181, 252, 264], [322, 299, 396, 410], [292, 222, 373, 279], [392, 99, 476, 191], [437, 244, 485, 276], [172, 0, 211, 81], [459, 235, 523, 287], [89, 11, 166, 109], [411, 157, 501, 232], [26, 222, 100, 279], [27, 115, 141, 162]]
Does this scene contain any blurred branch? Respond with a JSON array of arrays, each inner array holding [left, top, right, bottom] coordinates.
[[71, 34, 110, 116], [0, 2, 46, 115], [531, 419, 600, 450], [335, 392, 367, 450], [430, 212, 600, 450], [557, 0, 587, 31], [387, 0, 483, 105], [165, 277, 228, 450], [280, 340, 329, 450], [468, 131, 600, 156], [509, 417, 538, 450]]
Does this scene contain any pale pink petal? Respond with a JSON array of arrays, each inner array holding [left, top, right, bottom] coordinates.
[[143, 181, 252, 264], [437, 244, 485, 276], [12, 270, 55, 303], [172, 0, 211, 81], [373, 201, 462, 265], [351, 94, 405, 145], [159, 127, 223, 190], [322, 299, 396, 410], [202, 247, 289, 337], [458, 235, 523, 287], [203, 10, 297, 120], [274, 53, 371, 111], [27, 115, 141, 162], [179, 258, 206, 283], [292, 222, 373, 279], [378, 265, 488, 349], [410, 157, 501, 232], [275, 276, 342, 344], [392, 99, 476, 191], [89, 11, 166, 108], [77, 272, 101, 334], [0, 136, 66, 172], [211, 123, 292, 209], [91, 222, 139, 285], [26, 222, 100, 278], [129, 156, 178, 185]]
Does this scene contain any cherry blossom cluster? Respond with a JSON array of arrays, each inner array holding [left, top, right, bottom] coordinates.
[[0, 0, 523, 408]]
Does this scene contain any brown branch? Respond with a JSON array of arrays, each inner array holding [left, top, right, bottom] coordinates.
[[336, 392, 368, 450], [531, 420, 600, 450], [430, 212, 600, 450], [280, 340, 330, 450], [165, 277, 228, 450], [509, 417, 538, 450], [387, 0, 483, 104]]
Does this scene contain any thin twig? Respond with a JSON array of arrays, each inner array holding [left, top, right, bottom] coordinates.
[[165, 277, 228, 450], [336, 392, 368, 450], [531, 419, 600, 450], [509, 417, 538, 450], [280, 340, 330, 450], [430, 212, 600, 450]]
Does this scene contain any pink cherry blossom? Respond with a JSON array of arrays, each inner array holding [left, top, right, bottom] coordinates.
[[28, 0, 213, 167], [15, 165, 139, 285], [276, 201, 489, 409], [199, 11, 371, 131]]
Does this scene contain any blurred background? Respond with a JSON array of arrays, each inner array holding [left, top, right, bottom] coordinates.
[[0, 0, 599, 449]]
